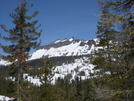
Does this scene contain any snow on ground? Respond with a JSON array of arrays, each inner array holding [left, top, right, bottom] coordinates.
[[23, 74, 41, 86], [23, 57, 95, 85], [0, 59, 10, 66], [0, 95, 14, 101], [52, 57, 95, 83]]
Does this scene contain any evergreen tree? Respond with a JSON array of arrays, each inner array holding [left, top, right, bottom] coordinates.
[[90, 10, 118, 100], [90, 0, 134, 100], [37, 56, 59, 101], [0, 0, 42, 100], [37, 56, 55, 86], [94, 9, 117, 75]]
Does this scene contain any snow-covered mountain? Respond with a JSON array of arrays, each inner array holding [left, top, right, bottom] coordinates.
[[0, 37, 100, 85], [0, 37, 99, 64], [30, 37, 99, 60]]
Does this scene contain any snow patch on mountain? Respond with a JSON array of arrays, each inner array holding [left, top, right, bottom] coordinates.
[[69, 37, 74, 41], [93, 38, 100, 44], [54, 39, 61, 44]]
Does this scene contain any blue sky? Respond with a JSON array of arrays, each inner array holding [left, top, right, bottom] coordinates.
[[0, 0, 101, 54]]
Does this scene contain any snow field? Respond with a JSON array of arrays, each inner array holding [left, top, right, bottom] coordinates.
[[24, 57, 95, 85]]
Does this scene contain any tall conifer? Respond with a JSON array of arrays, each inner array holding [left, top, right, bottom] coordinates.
[[36, 56, 58, 101], [91, 0, 134, 100], [0, 0, 42, 100]]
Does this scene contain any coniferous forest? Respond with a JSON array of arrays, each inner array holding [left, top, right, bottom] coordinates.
[[0, 0, 134, 101]]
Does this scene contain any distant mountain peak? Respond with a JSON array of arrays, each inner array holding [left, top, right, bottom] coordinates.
[[29, 38, 98, 60], [37, 37, 79, 50]]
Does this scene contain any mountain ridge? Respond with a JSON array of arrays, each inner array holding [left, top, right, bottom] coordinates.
[[0, 37, 99, 65], [30, 37, 99, 60], [37, 37, 96, 50]]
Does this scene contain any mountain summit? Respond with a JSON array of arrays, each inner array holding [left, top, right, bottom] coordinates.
[[30, 37, 99, 60]]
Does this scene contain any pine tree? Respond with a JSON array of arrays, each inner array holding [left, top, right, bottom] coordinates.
[[90, 0, 134, 100], [90, 10, 118, 100], [37, 56, 55, 86], [0, 0, 42, 100], [94, 9, 117, 74], [37, 56, 58, 101]]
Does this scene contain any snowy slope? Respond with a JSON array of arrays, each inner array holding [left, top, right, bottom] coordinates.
[[30, 38, 99, 60], [0, 95, 14, 101], [23, 57, 95, 85], [52, 56, 94, 83]]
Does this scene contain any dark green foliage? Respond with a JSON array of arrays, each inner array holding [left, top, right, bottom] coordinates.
[[36, 56, 61, 100], [54, 76, 97, 101], [79, 71, 85, 76], [28, 55, 86, 67], [36, 56, 55, 85], [89, 0, 134, 100]]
